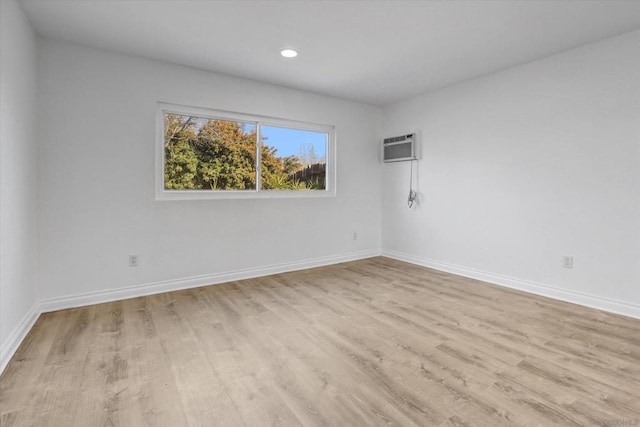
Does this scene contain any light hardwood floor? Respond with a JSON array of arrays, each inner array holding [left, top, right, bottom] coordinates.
[[1, 257, 639, 426]]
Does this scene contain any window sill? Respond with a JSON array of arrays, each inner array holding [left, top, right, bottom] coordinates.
[[155, 189, 337, 201]]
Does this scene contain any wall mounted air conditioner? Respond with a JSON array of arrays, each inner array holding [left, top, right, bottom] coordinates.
[[383, 133, 416, 162]]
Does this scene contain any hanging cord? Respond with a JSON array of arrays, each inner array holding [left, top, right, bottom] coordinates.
[[408, 159, 417, 208]]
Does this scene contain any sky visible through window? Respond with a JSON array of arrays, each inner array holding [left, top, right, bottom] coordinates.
[[262, 125, 327, 162]]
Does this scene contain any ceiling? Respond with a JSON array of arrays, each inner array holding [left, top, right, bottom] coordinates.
[[19, 0, 640, 106]]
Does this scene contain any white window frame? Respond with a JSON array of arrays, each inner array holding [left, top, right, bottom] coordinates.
[[156, 102, 336, 200]]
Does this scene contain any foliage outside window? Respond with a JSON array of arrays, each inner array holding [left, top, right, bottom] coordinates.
[[156, 103, 335, 200]]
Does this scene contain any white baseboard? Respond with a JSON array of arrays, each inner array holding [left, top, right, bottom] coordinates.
[[0, 250, 379, 375], [0, 303, 40, 375], [38, 249, 380, 313], [382, 249, 640, 320], [4, 248, 637, 376]]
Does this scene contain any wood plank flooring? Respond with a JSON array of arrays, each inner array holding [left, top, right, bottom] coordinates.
[[1, 257, 639, 426]]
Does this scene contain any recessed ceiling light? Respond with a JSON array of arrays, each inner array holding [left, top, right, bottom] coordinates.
[[280, 49, 298, 58]]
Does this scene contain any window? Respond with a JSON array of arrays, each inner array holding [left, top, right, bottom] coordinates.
[[156, 103, 335, 200]]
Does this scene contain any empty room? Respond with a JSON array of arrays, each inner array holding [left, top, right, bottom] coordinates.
[[1, 0, 639, 425]]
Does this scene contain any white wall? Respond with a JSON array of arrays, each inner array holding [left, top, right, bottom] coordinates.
[[382, 30, 640, 316], [36, 39, 381, 303], [0, 0, 39, 365]]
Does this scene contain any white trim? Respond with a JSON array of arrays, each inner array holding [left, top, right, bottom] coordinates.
[[5, 248, 637, 376], [154, 188, 337, 201], [382, 249, 640, 320], [156, 102, 336, 201], [39, 250, 379, 313], [0, 250, 379, 375], [0, 303, 40, 375]]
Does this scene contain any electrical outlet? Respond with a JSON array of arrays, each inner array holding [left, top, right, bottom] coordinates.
[[562, 256, 573, 269], [129, 254, 138, 267]]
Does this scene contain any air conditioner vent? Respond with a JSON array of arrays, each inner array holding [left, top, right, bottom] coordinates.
[[383, 133, 416, 162]]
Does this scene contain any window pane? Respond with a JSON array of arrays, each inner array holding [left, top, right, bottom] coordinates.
[[164, 113, 257, 190], [260, 125, 327, 190]]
